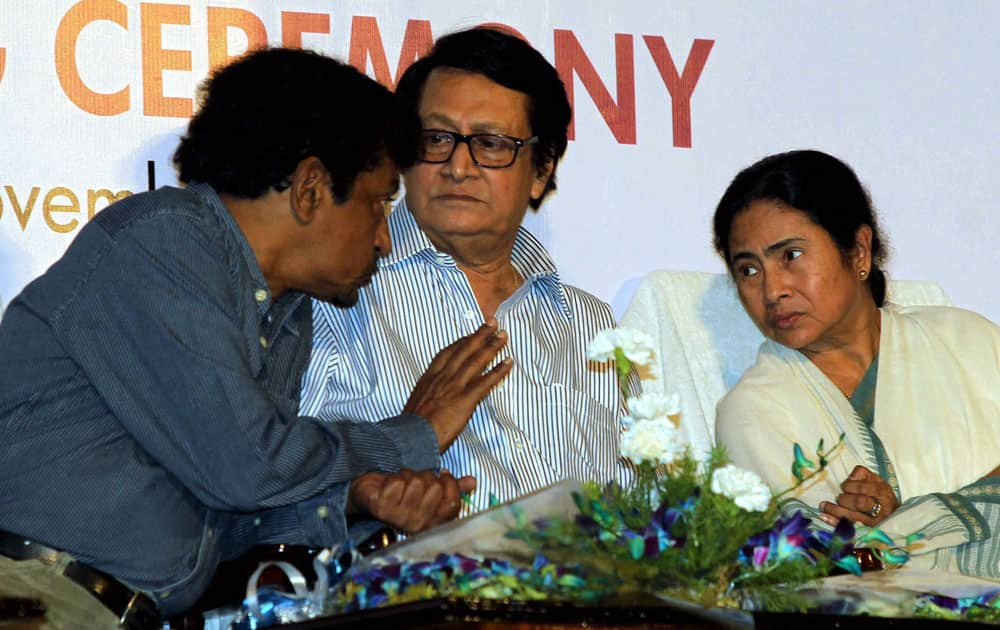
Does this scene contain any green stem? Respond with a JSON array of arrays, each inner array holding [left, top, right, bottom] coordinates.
[[773, 434, 846, 504]]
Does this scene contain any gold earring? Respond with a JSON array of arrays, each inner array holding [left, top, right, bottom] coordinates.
[[859, 270, 868, 280]]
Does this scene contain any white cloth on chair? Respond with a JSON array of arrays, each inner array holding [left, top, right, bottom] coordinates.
[[618, 270, 951, 460]]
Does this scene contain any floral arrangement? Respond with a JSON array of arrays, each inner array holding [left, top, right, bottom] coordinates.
[[499, 327, 910, 611], [234, 327, 941, 628]]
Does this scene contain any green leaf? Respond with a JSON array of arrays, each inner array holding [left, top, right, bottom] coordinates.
[[834, 555, 862, 576], [881, 548, 909, 565], [906, 533, 926, 546], [859, 528, 894, 546], [628, 536, 644, 560], [793, 443, 815, 469]]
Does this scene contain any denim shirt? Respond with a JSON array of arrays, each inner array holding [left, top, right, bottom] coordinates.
[[0, 184, 439, 615]]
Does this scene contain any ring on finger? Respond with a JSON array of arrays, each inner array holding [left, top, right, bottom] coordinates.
[[867, 496, 882, 519]]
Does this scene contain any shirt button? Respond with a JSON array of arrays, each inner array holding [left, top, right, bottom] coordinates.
[[464, 309, 476, 320], [317, 505, 330, 518], [513, 439, 524, 450], [254, 289, 268, 303], [259, 336, 269, 348]]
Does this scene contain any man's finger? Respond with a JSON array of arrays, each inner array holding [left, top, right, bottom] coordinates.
[[348, 473, 387, 514], [466, 357, 514, 398], [429, 320, 501, 376], [378, 475, 408, 509], [456, 475, 477, 495]]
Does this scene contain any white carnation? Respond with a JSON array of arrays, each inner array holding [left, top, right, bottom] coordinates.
[[614, 328, 655, 366], [586, 327, 656, 366], [586, 329, 619, 362], [626, 391, 681, 421], [620, 418, 684, 466], [710, 464, 772, 512]]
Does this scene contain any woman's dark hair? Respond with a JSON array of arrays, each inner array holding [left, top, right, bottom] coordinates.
[[174, 47, 419, 202], [394, 27, 571, 209], [713, 149, 889, 306]]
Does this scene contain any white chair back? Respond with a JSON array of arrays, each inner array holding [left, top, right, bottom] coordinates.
[[619, 270, 951, 459]]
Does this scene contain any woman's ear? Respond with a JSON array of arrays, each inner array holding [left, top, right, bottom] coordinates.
[[854, 224, 874, 274], [288, 156, 328, 225]]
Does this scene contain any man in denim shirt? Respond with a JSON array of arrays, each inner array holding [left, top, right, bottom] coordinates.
[[0, 48, 511, 626]]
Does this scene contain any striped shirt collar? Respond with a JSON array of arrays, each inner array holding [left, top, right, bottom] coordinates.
[[384, 200, 574, 320]]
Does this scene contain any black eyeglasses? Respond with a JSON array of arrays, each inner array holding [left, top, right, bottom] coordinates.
[[418, 130, 538, 169]]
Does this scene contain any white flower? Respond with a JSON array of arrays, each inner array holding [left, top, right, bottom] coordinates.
[[620, 418, 684, 466], [586, 327, 655, 366], [586, 329, 619, 362], [626, 391, 681, 421], [710, 464, 772, 512]]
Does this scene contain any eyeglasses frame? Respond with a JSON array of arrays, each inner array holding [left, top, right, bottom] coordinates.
[[417, 129, 539, 169]]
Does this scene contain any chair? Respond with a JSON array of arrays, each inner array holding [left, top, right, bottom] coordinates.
[[618, 270, 951, 459]]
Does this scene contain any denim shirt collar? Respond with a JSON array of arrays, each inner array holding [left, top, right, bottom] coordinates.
[[186, 183, 306, 335]]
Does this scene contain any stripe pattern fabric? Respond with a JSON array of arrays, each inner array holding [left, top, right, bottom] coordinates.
[[301, 201, 628, 513]]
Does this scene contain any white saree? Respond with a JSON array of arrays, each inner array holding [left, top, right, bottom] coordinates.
[[716, 305, 1000, 578]]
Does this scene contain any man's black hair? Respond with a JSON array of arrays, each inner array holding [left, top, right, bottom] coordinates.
[[174, 47, 418, 203], [395, 28, 571, 209]]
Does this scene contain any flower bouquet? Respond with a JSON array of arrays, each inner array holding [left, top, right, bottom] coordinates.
[[232, 328, 946, 628], [496, 327, 909, 612]]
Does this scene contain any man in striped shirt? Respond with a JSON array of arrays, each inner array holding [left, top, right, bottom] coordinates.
[[302, 28, 628, 515]]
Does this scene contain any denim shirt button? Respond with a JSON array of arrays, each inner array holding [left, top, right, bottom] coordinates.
[[254, 289, 268, 303], [259, 336, 269, 349], [317, 505, 329, 519]]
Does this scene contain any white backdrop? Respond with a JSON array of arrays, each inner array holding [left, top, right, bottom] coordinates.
[[1, 1, 997, 323]]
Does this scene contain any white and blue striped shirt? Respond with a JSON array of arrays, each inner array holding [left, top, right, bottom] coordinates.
[[301, 201, 628, 513]]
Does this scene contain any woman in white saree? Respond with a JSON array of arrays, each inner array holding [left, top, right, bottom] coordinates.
[[712, 150, 1000, 578]]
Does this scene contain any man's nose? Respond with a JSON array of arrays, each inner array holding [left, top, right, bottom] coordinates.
[[441, 140, 476, 180]]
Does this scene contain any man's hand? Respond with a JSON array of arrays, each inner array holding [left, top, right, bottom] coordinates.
[[404, 319, 513, 451], [819, 465, 899, 527], [348, 469, 476, 534]]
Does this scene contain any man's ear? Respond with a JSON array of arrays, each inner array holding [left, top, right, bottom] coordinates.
[[529, 159, 555, 202], [288, 156, 329, 225]]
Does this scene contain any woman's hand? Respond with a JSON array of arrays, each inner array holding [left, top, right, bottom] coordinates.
[[818, 465, 899, 527]]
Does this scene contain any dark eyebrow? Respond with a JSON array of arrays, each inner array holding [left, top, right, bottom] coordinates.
[[729, 237, 806, 266], [764, 237, 806, 255], [729, 251, 757, 266], [421, 113, 511, 135], [422, 113, 458, 129]]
